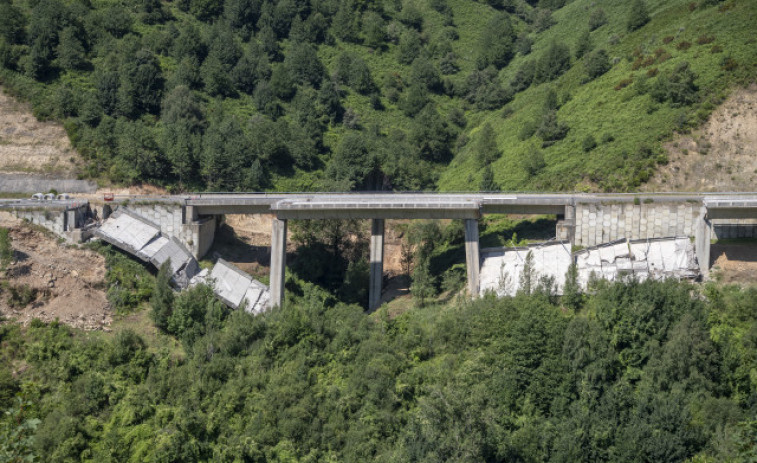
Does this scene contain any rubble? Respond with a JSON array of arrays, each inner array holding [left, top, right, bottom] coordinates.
[[479, 237, 700, 297], [95, 208, 199, 288]]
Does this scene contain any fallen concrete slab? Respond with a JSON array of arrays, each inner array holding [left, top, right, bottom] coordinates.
[[479, 241, 573, 297], [204, 259, 270, 314], [576, 237, 698, 288], [480, 236, 700, 297], [95, 208, 199, 288]]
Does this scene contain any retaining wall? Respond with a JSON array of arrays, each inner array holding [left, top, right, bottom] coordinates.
[[575, 202, 702, 247], [574, 202, 757, 246], [15, 209, 66, 234], [0, 173, 97, 193]]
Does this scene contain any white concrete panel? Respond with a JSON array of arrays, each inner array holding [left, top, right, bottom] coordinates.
[[480, 242, 572, 297]]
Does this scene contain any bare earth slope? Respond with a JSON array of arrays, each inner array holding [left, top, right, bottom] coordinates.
[[0, 212, 110, 330], [0, 87, 80, 177], [643, 84, 757, 192]]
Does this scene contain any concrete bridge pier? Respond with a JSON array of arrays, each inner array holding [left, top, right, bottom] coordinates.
[[369, 219, 385, 311], [695, 207, 712, 277], [564, 204, 576, 244], [465, 219, 480, 297], [270, 218, 287, 308]]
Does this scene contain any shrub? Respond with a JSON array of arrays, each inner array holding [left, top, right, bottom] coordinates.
[[8, 284, 38, 308], [649, 61, 699, 106], [627, 0, 651, 32], [582, 134, 597, 152], [585, 49, 611, 80], [615, 78, 633, 90], [522, 150, 546, 176], [663, 35, 675, 44], [150, 261, 174, 331], [575, 31, 592, 59], [676, 41, 692, 50], [696, 35, 715, 45], [588, 8, 607, 31], [0, 228, 12, 270], [534, 41, 571, 83]]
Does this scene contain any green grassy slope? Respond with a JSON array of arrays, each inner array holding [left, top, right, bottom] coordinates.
[[438, 0, 757, 191]]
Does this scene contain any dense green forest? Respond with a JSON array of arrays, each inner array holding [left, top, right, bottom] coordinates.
[[1, 272, 756, 461], [0, 0, 755, 191]]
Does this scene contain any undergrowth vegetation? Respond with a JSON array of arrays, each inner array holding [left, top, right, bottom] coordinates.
[[1, 277, 756, 461]]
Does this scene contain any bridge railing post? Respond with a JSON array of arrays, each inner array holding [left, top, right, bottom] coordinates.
[[369, 218, 385, 311], [270, 218, 287, 308], [464, 219, 480, 298]]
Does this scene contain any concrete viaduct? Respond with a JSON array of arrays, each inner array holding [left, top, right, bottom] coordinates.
[[3, 192, 757, 310], [183, 192, 757, 310]]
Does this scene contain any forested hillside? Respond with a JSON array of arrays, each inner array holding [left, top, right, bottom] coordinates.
[[0, 0, 755, 192], [1, 277, 756, 461]]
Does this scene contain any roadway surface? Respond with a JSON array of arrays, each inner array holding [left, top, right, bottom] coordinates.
[[2, 192, 757, 219]]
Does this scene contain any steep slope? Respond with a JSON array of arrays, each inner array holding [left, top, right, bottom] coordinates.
[[0, 0, 754, 193], [0, 86, 80, 177], [643, 83, 757, 191], [439, 0, 757, 191]]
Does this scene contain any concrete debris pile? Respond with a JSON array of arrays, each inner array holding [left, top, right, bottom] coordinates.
[[479, 242, 573, 297], [575, 237, 699, 287], [95, 208, 199, 288], [96, 208, 271, 313], [479, 237, 700, 297], [190, 259, 270, 314]]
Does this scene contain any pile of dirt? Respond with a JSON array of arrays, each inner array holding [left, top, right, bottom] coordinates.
[[644, 84, 757, 192], [0, 213, 111, 330]]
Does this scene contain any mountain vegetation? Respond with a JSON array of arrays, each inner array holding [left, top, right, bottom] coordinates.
[[1, 275, 756, 461], [0, 0, 755, 192]]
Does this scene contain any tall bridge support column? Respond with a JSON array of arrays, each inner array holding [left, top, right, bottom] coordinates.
[[270, 218, 287, 308], [369, 219, 385, 311], [695, 207, 712, 278], [464, 219, 480, 297]]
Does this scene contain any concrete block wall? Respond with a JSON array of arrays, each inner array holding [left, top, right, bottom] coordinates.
[[575, 202, 701, 247], [15, 209, 66, 234]]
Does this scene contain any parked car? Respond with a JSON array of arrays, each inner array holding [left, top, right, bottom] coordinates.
[[56, 193, 71, 200], [31, 193, 44, 201], [44, 193, 56, 201]]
